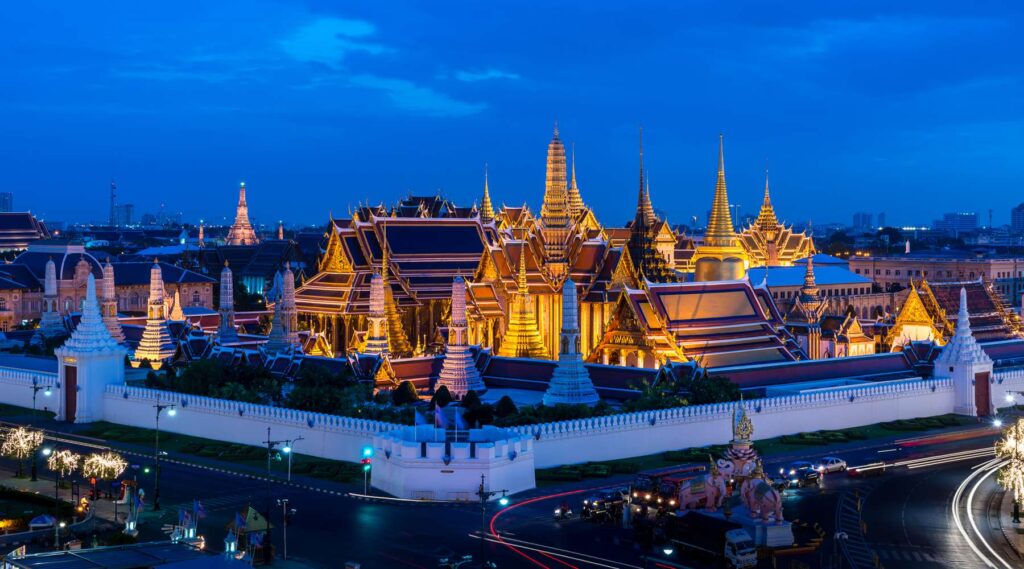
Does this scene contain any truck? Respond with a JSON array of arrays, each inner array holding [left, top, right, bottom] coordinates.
[[630, 464, 706, 512], [662, 511, 757, 569]]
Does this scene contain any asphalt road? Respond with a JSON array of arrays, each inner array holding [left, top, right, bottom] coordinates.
[[1, 416, 1018, 569]]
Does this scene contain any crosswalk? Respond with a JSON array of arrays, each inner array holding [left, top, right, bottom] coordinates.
[[874, 548, 943, 562]]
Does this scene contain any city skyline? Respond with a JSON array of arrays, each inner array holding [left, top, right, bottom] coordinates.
[[4, 2, 1023, 227]]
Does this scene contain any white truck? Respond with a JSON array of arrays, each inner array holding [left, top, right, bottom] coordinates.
[[663, 511, 758, 569]]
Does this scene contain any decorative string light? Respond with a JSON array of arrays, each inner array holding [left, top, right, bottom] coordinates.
[[997, 418, 1024, 505], [82, 451, 128, 480], [47, 449, 82, 477], [1, 427, 44, 460]]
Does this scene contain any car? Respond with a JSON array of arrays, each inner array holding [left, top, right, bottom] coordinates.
[[816, 457, 847, 474], [582, 488, 628, 522], [778, 461, 821, 488]]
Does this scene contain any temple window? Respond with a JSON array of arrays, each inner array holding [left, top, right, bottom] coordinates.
[[192, 291, 201, 306], [0, 297, 6, 311]]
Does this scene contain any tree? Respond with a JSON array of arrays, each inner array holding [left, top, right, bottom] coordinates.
[[494, 395, 518, 418], [622, 380, 687, 412], [826, 231, 854, 257], [462, 390, 482, 410], [47, 449, 81, 478], [1, 427, 44, 477], [686, 375, 741, 405], [391, 381, 420, 405], [997, 418, 1024, 522], [431, 385, 454, 408], [464, 404, 494, 427]]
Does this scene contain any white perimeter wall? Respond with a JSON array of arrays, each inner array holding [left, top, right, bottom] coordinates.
[[0, 365, 58, 411], [5, 366, 1024, 469]]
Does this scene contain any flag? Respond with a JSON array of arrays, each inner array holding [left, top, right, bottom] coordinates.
[[434, 405, 447, 429], [193, 498, 206, 519], [134, 493, 144, 510], [182, 511, 192, 528], [234, 512, 246, 531], [177, 510, 185, 525], [249, 531, 263, 547], [414, 410, 427, 426], [454, 408, 468, 430]]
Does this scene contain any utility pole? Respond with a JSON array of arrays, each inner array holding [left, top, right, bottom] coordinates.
[[475, 474, 508, 568], [277, 499, 295, 560], [29, 379, 52, 481], [263, 427, 289, 564]]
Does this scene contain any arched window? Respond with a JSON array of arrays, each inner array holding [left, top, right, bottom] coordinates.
[[192, 291, 201, 306], [130, 292, 140, 307], [0, 297, 6, 311]]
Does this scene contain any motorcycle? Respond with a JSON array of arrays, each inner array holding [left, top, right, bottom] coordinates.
[[554, 506, 574, 521]]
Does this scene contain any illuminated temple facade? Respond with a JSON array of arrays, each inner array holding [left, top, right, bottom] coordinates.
[[293, 127, 816, 369]]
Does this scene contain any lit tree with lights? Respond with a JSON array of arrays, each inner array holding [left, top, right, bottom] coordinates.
[[48, 449, 82, 478], [1, 427, 44, 478], [996, 418, 1024, 523], [83, 451, 127, 499]]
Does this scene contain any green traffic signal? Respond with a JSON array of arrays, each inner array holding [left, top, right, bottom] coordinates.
[[362, 463, 371, 472]]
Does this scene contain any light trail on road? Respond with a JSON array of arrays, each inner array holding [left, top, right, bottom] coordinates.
[[951, 457, 1013, 569]]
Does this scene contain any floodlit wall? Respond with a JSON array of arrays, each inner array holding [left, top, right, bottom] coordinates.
[[0, 364, 58, 412], [3, 365, 1022, 470]]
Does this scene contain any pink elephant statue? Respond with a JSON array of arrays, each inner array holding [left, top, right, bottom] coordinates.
[[677, 468, 727, 512], [740, 477, 784, 523]]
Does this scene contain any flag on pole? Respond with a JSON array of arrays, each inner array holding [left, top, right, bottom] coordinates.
[[454, 408, 468, 431], [182, 511, 193, 529], [193, 498, 206, 519], [414, 410, 427, 426], [234, 512, 246, 531], [434, 405, 447, 429], [249, 531, 263, 546], [177, 510, 185, 526]]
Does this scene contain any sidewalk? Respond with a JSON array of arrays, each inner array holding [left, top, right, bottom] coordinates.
[[1000, 491, 1024, 556]]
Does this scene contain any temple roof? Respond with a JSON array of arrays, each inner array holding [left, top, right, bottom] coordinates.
[[0, 213, 49, 251]]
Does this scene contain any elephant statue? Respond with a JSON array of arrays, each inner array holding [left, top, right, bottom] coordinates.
[[678, 462, 728, 512], [740, 477, 784, 523]]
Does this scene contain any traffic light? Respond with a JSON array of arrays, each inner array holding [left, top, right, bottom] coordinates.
[[360, 458, 372, 472]]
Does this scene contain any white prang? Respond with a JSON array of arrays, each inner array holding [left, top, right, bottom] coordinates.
[[934, 287, 994, 416], [436, 276, 485, 397], [542, 278, 600, 406], [216, 263, 239, 344]]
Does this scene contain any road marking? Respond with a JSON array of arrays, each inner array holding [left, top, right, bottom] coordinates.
[[952, 457, 1012, 569]]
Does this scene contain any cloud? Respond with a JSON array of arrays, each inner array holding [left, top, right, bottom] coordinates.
[[349, 74, 487, 117], [454, 69, 520, 82], [280, 17, 391, 68]]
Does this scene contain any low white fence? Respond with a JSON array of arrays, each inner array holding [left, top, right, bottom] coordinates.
[[0, 364, 58, 413]]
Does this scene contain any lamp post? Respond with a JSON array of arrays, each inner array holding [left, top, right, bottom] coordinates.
[[29, 379, 52, 482], [475, 474, 508, 568], [280, 437, 303, 482], [277, 498, 295, 560], [996, 418, 1024, 525], [263, 427, 290, 564], [152, 397, 176, 510]]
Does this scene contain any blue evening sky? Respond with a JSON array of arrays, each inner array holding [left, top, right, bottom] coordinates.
[[3, 2, 1022, 229]]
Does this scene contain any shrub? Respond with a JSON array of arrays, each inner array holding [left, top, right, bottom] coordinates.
[[462, 390, 482, 409], [432, 385, 454, 408], [495, 395, 518, 418], [391, 381, 420, 405]]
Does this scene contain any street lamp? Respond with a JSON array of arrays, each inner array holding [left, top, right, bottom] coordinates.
[[475, 474, 508, 568], [152, 397, 176, 510], [277, 498, 296, 560], [280, 437, 303, 482], [262, 427, 292, 561]]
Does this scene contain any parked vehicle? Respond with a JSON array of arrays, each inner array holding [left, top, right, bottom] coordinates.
[[778, 461, 821, 487], [847, 462, 887, 478], [816, 457, 847, 473], [582, 488, 627, 522], [630, 465, 706, 510], [660, 511, 758, 569]]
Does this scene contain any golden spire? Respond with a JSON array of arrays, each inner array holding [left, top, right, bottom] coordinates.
[[704, 133, 737, 247], [379, 224, 411, 355], [480, 163, 495, 223], [755, 165, 779, 231], [635, 127, 657, 228], [541, 121, 570, 228], [567, 142, 584, 219], [497, 242, 549, 359]]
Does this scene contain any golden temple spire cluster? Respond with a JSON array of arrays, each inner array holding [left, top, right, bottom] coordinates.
[[755, 168, 780, 232], [480, 164, 495, 223], [225, 182, 260, 246], [567, 143, 585, 220], [705, 134, 737, 247], [497, 247, 548, 359]]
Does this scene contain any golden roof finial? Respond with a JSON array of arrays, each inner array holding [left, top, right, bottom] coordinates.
[[705, 133, 737, 246], [553, 118, 559, 138], [755, 162, 779, 231], [480, 163, 495, 222]]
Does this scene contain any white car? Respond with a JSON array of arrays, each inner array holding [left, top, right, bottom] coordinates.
[[816, 457, 847, 473]]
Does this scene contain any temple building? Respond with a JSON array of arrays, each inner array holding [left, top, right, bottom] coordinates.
[[225, 182, 259, 246], [291, 127, 806, 372], [783, 259, 873, 359], [736, 171, 815, 267], [886, 279, 1021, 350], [692, 136, 750, 281]]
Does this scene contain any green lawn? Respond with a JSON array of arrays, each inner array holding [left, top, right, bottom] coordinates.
[[0, 402, 56, 420], [78, 422, 362, 484], [536, 414, 975, 486]]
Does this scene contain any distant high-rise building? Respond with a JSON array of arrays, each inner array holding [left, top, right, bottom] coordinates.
[[114, 203, 134, 227], [877, 212, 886, 228], [0, 192, 12, 213], [933, 212, 977, 236], [108, 181, 117, 226], [852, 212, 873, 231], [1011, 204, 1024, 235]]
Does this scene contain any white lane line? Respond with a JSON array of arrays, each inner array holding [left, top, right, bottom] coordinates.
[[951, 457, 1007, 569], [470, 533, 639, 569]]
